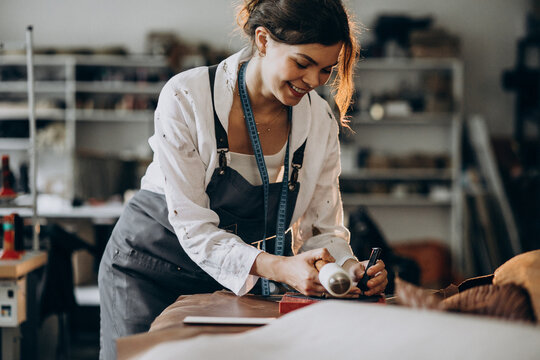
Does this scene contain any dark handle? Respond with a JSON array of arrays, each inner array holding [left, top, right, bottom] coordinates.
[[358, 247, 382, 292]]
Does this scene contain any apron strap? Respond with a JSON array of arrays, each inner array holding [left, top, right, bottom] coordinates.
[[208, 65, 229, 174], [289, 140, 306, 191], [208, 64, 308, 179]]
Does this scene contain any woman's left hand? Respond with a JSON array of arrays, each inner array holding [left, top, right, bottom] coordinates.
[[343, 259, 388, 296]]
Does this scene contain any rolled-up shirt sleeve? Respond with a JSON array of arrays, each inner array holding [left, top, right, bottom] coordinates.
[[152, 80, 261, 296], [293, 114, 356, 266]]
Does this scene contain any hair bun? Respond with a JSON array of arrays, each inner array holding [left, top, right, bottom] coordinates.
[[245, 0, 263, 14], [237, 0, 263, 30]]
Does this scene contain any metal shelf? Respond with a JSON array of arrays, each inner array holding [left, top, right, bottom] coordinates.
[[0, 203, 33, 210], [340, 168, 452, 181], [0, 138, 31, 150], [72, 55, 167, 67], [0, 107, 65, 120], [0, 207, 33, 217], [0, 54, 167, 67], [0, 107, 153, 122], [0, 27, 39, 250], [350, 112, 455, 126], [342, 194, 451, 208], [0, 47, 174, 252], [75, 109, 154, 122], [0, 54, 67, 66], [75, 81, 164, 94], [356, 57, 461, 71], [0, 81, 162, 96], [341, 56, 464, 272], [0, 81, 66, 93]]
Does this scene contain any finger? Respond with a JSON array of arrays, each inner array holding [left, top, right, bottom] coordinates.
[[366, 271, 387, 289], [352, 263, 366, 280], [364, 283, 385, 296], [364, 278, 388, 296], [305, 283, 327, 296], [366, 260, 385, 276], [314, 248, 335, 263], [348, 286, 362, 295], [305, 248, 332, 265], [314, 259, 329, 271]]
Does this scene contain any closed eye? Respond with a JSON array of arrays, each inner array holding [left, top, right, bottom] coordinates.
[[296, 61, 308, 69], [322, 65, 337, 74]]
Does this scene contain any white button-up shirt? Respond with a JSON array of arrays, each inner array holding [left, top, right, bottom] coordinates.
[[141, 47, 356, 295]]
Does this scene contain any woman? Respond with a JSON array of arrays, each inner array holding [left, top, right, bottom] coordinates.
[[98, 0, 388, 358]]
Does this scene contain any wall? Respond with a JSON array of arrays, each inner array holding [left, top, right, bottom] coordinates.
[[0, 0, 530, 135]]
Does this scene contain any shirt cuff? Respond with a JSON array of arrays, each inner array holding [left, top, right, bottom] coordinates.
[[218, 243, 263, 296]]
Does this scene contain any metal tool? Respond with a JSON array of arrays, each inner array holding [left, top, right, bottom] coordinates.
[[315, 260, 352, 297]]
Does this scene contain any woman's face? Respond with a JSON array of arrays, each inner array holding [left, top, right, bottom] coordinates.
[[259, 38, 342, 106]]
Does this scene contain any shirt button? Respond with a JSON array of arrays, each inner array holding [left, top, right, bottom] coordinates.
[[177, 267, 182, 271]]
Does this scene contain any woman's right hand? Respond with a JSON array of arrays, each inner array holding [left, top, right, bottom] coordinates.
[[251, 248, 335, 296]]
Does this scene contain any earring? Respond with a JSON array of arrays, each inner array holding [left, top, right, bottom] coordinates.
[[258, 50, 266, 57]]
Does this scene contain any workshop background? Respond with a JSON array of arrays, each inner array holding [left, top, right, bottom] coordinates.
[[0, 0, 538, 359]]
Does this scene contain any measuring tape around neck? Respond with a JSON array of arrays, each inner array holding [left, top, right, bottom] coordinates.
[[238, 61, 291, 295]]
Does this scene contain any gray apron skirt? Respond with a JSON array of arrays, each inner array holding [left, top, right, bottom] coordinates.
[[98, 65, 306, 359]]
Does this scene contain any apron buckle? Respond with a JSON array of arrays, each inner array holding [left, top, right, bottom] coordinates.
[[218, 149, 228, 175], [288, 163, 302, 191]]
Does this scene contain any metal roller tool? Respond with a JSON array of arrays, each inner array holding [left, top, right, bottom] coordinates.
[[315, 260, 352, 297]]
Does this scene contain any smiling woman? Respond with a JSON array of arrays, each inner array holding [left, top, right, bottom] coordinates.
[[97, 1, 387, 359]]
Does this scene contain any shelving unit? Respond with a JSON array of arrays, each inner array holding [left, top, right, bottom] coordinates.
[[0, 52, 171, 201], [0, 27, 39, 250], [340, 57, 464, 270]]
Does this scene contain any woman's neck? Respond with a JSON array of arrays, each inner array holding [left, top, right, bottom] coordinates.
[[244, 57, 284, 116]]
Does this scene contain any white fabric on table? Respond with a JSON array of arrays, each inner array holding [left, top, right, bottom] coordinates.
[[135, 301, 540, 360]]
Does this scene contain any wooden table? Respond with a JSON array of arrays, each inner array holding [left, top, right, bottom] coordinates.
[[0, 251, 47, 360], [0, 251, 47, 278], [117, 291, 280, 360]]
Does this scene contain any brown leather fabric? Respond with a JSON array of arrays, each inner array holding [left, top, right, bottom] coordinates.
[[117, 291, 279, 360], [150, 290, 279, 332], [493, 250, 540, 320], [442, 284, 535, 322], [396, 250, 540, 324], [396, 278, 536, 323]]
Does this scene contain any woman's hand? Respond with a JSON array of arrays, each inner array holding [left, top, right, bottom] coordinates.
[[343, 258, 388, 296], [251, 248, 335, 296]]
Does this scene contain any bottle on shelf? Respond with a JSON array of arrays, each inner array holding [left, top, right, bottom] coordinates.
[[0, 155, 17, 199], [1, 213, 24, 260]]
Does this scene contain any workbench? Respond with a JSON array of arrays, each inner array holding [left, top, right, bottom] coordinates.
[[0, 251, 47, 360]]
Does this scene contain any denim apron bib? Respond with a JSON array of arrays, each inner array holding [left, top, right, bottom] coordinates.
[[98, 63, 307, 358]]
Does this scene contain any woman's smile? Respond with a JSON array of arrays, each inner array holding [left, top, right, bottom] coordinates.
[[287, 81, 309, 97]]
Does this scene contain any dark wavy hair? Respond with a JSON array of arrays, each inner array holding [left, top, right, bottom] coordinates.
[[236, 0, 359, 126]]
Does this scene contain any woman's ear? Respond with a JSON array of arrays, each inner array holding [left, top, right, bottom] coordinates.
[[254, 26, 270, 56]]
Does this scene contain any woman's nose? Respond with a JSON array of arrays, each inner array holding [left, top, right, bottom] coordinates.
[[302, 69, 320, 89]]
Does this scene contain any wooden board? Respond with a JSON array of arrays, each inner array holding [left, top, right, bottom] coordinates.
[[0, 251, 47, 278]]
